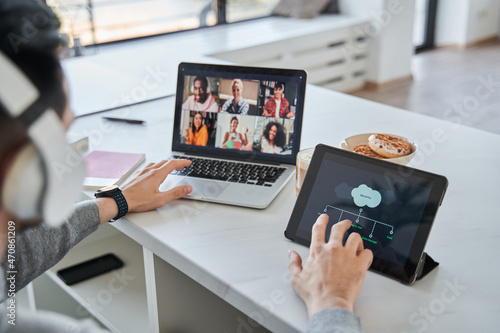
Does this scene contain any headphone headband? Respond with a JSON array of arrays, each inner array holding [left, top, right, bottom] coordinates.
[[0, 52, 39, 117], [29, 109, 86, 224]]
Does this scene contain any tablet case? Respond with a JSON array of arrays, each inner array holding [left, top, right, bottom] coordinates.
[[416, 252, 439, 281]]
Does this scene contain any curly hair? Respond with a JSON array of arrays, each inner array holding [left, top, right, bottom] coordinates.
[[263, 121, 286, 148]]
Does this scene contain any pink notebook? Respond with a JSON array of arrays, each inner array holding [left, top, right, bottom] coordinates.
[[83, 151, 145, 190]]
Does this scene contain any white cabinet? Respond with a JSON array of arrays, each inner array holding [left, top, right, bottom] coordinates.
[[212, 18, 369, 92]]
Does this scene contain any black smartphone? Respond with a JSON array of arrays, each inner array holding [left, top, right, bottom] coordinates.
[[57, 253, 124, 286]]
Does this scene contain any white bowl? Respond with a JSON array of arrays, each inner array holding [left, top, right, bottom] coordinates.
[[340, 133, 418, 165]]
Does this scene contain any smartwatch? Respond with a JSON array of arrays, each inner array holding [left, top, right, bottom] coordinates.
[[94, 185, 128, 222]]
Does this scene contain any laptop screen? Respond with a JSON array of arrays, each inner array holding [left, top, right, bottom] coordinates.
[[172, 63, 307, 165]]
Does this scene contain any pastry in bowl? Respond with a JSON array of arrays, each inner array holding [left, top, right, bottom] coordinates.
[[353, 144, 385, 159], [368, 133, 413, 158], [340, 133, 417, 165]]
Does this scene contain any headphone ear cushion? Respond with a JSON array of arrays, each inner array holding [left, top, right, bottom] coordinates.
[[2, 144, 44, 220]]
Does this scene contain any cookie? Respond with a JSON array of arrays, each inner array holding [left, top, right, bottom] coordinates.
[[368, 134, 412, 158], [353, 144, 385, 159]]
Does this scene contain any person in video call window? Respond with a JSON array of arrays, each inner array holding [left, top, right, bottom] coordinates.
[[221, 79, 249, 115], [262, 82, 295, 118], [184, 112, 208, 146], [261, 122, 286, 154], [182, 76, 219, 112], [222, 116, 248, 149]]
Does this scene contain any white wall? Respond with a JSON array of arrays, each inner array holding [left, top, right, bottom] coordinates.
[[339, 0, 415, 84], [465, 0, 500, 44], [436, 0, 500, 47], [376, 0, 415, 83], [435, 0, 469, 46]]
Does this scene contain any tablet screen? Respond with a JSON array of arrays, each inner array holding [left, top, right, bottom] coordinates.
[[286, 144, 448, 284]]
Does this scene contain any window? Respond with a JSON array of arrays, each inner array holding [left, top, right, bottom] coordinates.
[[226, 0, 279, 23], [47, 0, 279, 47]]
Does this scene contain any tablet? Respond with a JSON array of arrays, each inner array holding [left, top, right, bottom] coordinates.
[[285, 144, 448, 285]]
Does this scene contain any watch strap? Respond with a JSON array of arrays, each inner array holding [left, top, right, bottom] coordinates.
[[110, 190, 128, 222], [94, 187, 128, 223]]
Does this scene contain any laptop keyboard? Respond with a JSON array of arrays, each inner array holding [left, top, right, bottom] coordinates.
[[170, 156, 286, 186]]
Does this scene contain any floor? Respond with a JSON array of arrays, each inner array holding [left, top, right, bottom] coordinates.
[[350, 40, 500, 136]]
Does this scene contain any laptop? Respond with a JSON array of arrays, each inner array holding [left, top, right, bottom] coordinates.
[[159, 62, 307, 208]]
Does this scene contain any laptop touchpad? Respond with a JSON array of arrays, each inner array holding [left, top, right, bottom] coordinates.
[[178, 179, 230, 199]]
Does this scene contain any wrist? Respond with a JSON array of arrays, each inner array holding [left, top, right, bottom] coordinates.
[[95, 197, 118, 225], [121, 189, 136, 212], [307, 297, 354, 318]]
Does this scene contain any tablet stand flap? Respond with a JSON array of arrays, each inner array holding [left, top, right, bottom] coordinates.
[[416, 252, 439, 280]]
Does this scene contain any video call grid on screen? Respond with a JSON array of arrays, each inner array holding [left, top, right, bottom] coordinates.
[[295, 151, 434, 268], [172, 64, 306, 165]]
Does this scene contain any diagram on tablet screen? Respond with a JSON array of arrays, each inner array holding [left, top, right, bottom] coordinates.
[[322, 206, 394, 241], [322, 183, 396, 243]]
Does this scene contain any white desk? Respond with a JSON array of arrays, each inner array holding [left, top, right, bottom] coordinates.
[[60, 81, 500, 332]]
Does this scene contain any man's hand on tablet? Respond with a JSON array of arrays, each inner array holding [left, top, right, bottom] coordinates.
[[288, 215, 373, 317]]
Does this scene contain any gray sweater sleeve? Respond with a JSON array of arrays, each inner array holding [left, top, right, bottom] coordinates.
[[306, 308, 363, 333], [1, 200, 100, 300]]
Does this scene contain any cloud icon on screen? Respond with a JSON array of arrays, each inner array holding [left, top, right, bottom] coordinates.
[[351, 184, 382, 208]]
